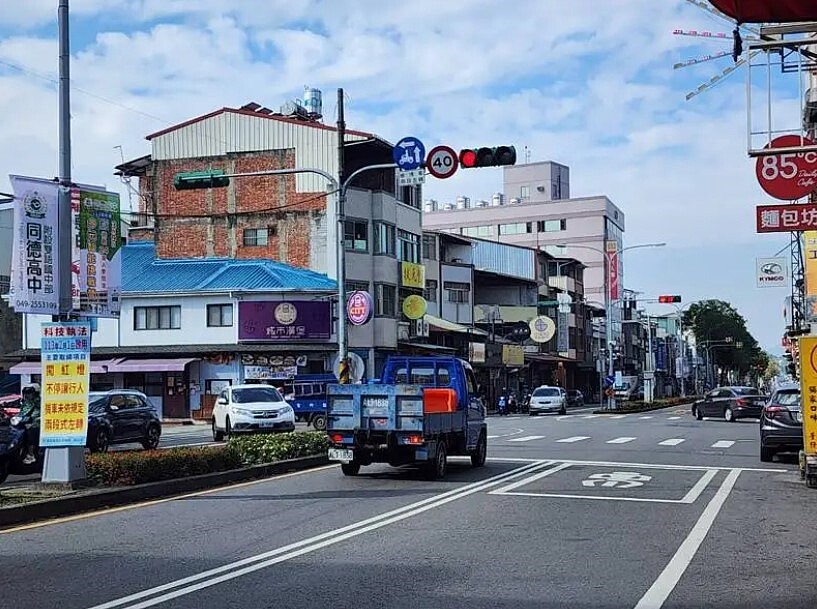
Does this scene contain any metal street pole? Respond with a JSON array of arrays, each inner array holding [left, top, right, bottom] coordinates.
[[645, 315, 653, 403], [43, 0, 87, 484], [335, 88, 349, 384]]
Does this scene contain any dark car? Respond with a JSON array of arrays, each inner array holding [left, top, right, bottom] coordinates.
[[692, 385, 767, 422], [566, 390, 584, 407], [760, 383, 802, 462], [86, 390, 162, 452]]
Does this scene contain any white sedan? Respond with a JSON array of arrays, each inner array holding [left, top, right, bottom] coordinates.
[[212, 384, 296, 440]]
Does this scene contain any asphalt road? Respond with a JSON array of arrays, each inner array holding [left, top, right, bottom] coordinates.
[[2, 404, 815, 609]]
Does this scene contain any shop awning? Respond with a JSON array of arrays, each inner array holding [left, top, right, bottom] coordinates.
[[398, 341, 457, 353], [107, 357, 197, 373], [9, 359, 122, 375], [425, 315, 489, 336]]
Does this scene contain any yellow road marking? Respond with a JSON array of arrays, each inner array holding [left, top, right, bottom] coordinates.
[[0, 463, 338, 535]]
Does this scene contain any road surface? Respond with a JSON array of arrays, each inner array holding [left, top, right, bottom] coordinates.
[[2, 405, 815, 609]]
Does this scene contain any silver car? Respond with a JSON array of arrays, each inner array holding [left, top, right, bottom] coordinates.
[[529, 386, 567, 415]]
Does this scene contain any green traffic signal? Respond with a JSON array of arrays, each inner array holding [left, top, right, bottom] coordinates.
[[173, 170, 230, 191]]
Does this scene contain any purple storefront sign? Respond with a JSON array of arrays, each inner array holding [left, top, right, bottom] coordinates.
[[238, 301, 332, 342]]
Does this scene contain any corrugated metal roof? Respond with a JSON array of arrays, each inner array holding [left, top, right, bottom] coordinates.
[[122, 242, 336, 294]]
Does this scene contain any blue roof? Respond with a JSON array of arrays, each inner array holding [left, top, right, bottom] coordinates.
[[123, 242, 337, 294]]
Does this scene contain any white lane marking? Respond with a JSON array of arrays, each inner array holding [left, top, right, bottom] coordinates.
[[667, 416, 681, 420], [678, 470, 718, 504], [607, 437, 637, 444], [610, 415, 627, 419], [482, 456, 786, 473], [487, 435, 500, 439], [633, 470, 741, 609], [556, 436, 591, 443], [582, 415, 602, 419], [485, 428, 526, 439], [86, 461, 553, 609], [555, 415, 575, 421], [639, 416, 653, 420], [711, 440, 735, 449], [507, 435, 545, 443], [489, 462, 574, 494], [658, 438, 685, 446]]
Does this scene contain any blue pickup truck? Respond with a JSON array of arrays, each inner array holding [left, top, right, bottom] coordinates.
[[326, 356, 487, 479]]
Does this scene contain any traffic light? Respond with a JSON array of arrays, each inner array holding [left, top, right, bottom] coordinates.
[[459, 146, 517, 169], [658, 295, 682, 303], [174, 170, 230, 191]]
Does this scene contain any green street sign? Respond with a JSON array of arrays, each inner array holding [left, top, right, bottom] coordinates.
[[174, 170, 230, 191]]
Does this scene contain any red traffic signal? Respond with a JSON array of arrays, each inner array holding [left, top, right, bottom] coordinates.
[[658, 295, 682, 303], [459, 146, 517, 169]]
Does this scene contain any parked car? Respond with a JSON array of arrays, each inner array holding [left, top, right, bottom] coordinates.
[[566, 390, 584, 408], [212, 384, 296, 439], [691, 386, 767, 422], [529, 386, 567, 415], [86, 390, 162, 452], [760, 383, 802, 462]]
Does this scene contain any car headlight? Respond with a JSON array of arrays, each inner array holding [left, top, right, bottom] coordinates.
[[233, 408, 254, 416], [279, 405, 293, 414]]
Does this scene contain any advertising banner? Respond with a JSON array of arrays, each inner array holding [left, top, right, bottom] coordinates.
[[40, 322, 91, 447], [72, 187, 122, 317], [798, 336, 817, 457], [238, 301, 331, 341], [9, 176, 60, 315], [756, 257, 789, 288], [756, 202, 817, 233], [605, 242, 620, 301], [401, 261, 425, 289], [529, 316, 556, 343], [557, 310, 570, 354], [501, 344, 524, 367]]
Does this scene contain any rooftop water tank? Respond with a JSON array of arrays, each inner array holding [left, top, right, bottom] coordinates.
[[474, 199, 488, 207], [302, 87, 323, 118], [423, 199, 438, 212], [509, 197, 521, 205], [492, 193, 505, 207], [443, 202, 455, 211], [456, 196, 470, 210]]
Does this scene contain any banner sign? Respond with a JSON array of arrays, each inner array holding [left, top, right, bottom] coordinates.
[[401, 261, 425, 289], [9, 176, 60, 315], [238, 301, 332, 341], [605, 241, 620, 301], [798, 336, 817, 457], [557, 310, 570, 354], [40, 322, 91, 447], [755, 257, 789, 288], [756, 202, 817, 233], [72, 187, 123, 317]]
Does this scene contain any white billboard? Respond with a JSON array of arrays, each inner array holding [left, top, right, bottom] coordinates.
[[756, 257, 789, 288]]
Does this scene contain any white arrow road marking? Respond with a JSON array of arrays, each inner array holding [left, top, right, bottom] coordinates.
[[668, 416, 681, 420], [658, 438, 685, 446], [508, 435, 545, 442], [556, 436, 591, 443], [639, 416, 653, 419], [711, 440, 735, 448], [607, 437, 637, 444]]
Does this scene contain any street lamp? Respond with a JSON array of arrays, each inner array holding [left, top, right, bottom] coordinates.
[[552, 242, 666, 410]]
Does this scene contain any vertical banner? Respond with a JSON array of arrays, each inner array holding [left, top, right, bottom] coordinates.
[[605, 240, 619, 301], [804, 232, 817, 322], [557, 310, 569, 354], [8, 175, 60, 315], [73, 188, 123, 317], [40, 322, 91, 447], [798, 336, 817, 457]]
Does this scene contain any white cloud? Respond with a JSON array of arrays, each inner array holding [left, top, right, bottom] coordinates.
[[0, 0, 805, 349]]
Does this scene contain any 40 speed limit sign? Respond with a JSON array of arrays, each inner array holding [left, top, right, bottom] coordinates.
[[426, 145, 459, 179]]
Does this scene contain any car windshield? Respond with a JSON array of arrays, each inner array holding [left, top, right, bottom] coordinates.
[[734, 387, 762, 396], [533, 388, 560, 397], [88, 397, 108, 411], [232, 387, 283, 404], [775, 391, 800, 407]]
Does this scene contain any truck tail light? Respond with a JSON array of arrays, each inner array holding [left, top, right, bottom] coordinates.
[[405, 435, 424, 445], [330, 433, 344, 443]]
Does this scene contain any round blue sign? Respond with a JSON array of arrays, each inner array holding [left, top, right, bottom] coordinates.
[[393, 136, 426, 171]]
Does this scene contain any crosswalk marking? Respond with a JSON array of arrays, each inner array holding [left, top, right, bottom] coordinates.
[[711, 440, 735, 448], [667, 416, 681, 420], [556, 436, 591, 443], [658, 438, 685, 446], [639, 416, 653, 420], [607, 437, 637, 444], [508, 435, 545, 443], [582, 415, 602, 419]]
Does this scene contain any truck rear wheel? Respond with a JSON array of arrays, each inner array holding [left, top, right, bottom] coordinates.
[[426, 441, 448, 480], [341, 462, 360, 476], [471, 433, 487, 467]]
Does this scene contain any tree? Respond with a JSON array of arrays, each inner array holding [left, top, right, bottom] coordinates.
[[682, 300, 765, 385], [0, 298, 21, 359]]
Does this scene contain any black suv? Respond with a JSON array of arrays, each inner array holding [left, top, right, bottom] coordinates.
[[86, 390, 162, 452], [759, 383, 802, 462]]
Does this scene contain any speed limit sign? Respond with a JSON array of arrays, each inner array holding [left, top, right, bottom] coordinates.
[[755, 134, 817, 200], [426, 145, 459, 179]]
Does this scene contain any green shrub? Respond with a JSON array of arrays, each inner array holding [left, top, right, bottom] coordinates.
[[85, 445, 243, 486], [229, 431, 330, 466]]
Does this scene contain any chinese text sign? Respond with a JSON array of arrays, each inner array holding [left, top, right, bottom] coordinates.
[[799, 336, 817, 458]]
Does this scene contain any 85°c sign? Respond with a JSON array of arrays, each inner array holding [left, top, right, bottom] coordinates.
[[755, 135, 817, 200]]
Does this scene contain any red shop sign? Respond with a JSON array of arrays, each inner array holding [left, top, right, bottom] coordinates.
[[755, 135, 817, 201]]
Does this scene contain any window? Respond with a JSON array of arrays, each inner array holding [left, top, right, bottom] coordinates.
[[375, 283, 396, 317], [207, 304, 233, 327], [397, 230, 420, 263], [410, 366, 435, 385], [499, 222, 532, 235], [462, 225, 495, 237], [422, 234, 437, 260], [344, 219, 368, 252], [374, 222, 395, 256], [532, 387, 561, 397], [134, 306, 181, 330], [400, 185, 420, 209], [0, 274, 9, 294], [537, 219, 567, 232], [520, 185, 530, 200], [346, 280, 369, 295], [445, 281, 470, 303], [232, 386, 284, 404], [243, 228, 272, 246], [424, 279, 438, 302]]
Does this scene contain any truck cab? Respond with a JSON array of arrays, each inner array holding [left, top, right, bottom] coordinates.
[[326, 356, 487, 479]]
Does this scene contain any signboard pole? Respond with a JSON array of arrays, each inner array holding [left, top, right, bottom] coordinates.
[[43, 0, 86, 484], [335, 88, 350, 385]]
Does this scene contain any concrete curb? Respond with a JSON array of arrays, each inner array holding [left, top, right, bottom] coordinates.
[[0, 454, 330, 530], [592, 402, 693, 415]]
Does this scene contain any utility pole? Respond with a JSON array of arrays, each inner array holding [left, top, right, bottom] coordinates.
[[335, 88, 350, 384], [42, 0, 86, 483]]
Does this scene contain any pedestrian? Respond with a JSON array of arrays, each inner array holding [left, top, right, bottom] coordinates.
[[18, 384, 41, 465]]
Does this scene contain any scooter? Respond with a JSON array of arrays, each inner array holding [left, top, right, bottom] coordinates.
[[0, 416, 44, 485]]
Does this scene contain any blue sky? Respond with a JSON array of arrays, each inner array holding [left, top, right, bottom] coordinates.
[[0, 1, 803, 353]]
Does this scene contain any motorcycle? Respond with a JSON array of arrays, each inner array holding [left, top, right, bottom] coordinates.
[[0, 415, 44, 485]]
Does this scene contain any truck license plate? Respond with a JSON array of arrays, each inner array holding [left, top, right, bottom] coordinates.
[[328, 448, 354, 463]]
